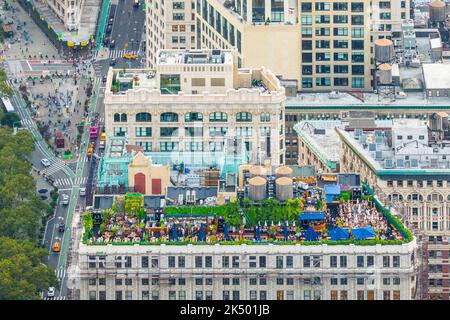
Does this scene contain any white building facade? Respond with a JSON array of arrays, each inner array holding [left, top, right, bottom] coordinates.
[[77, 240, 417, 300]]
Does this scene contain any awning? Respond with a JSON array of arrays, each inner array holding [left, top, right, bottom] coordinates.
[[322, 175, 337, 182], [298, 212, 325, 221]]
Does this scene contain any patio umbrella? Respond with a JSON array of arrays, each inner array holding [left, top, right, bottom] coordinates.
[[172, 224, 178, 241], [284, 222, 288, 241], [224, 223, 229, 240], [305, 226, 319, 241], [352, 227, 376, 240], [256, 223, 261, 242], [329, 227, 350, 240], [199, 224, 205, 241]]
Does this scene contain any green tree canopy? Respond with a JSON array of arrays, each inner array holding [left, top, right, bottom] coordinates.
[[0, 237, 58, 300]]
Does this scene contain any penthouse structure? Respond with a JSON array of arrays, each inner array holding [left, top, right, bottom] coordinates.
[[104, 48, 286, 166]]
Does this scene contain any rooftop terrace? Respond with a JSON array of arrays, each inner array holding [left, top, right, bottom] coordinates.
[[83, 185, 412, 246]]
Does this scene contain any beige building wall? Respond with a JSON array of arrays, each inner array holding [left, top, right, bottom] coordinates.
[[371, 0, 411, 38], [128, 152, 171, 195], [146, 0, 196, 68], [46, 0, 85, 31]]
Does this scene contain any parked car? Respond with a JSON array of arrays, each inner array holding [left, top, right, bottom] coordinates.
[[47, 287, 55, 297], [61, 194, 69, 205], [109, 40, 115, 48], [102, 37, 109, 46], [41, 158, 51, 167], [58, 223, 65, 233], [79, 187, 86, 197]]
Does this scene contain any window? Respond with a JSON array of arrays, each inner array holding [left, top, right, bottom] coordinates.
[[168, 256, 176, 268], [333, 27, 348, 36], [250, 290, 257, 300], [232, 256, 239, 268], [315, 2, 330, 11], [351, 3, 364, 12], [115, 278, 122, 286], [222, 256, 230, 268], [334, 40, 348, 49], [303, 256, 311, 267], [124, 256, 132, 268], [352, 40, 364, 50], [333, 3, 347, 10], [205, 256, 213, 268], [316, 53, 330, 62], [173, 13, 185, 20], [113, 127, 127, 137], [340, 256, 347, 267], [160, 142, 179, 152], [340, 278, 348, 285], [367, 256, 374, 267], [286, 256, 293, 268], [178, 256, 185, 268], [195, 278, 203, 286], [276, 256, 283, 269], [115, 291, 122, 300], [393, 256, 400, 268], [302, 40, 313, 50], [195, 256, 202, 268], [352, 78, 364, 88], [125, 279, 132, 286], [259, 256, 266, 268], [352, 53, 364, 63], [260, 112, 270, 122], [383, 256, 390, 268], [333, 15, 348, 23], [89, 278, 96, 286], [136, 112, 151, 122], [351, 15, 364, 25], [236, 112, 252, 122], [334, 53, 348, 61], [301, 15, 312, 25], [357, 278, 364, 285], [352, 27, 364, 37], [223, 291, 230, 300], [331, 278, 338, 285], [151, 257, 159, 268], [301, 3, 312, 12], [136, 127, 152, 137], [330, 256, 337, 268], [209, 112, 227, 122], [160, 112, 179, 122]]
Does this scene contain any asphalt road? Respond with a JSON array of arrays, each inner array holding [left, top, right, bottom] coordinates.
[[104, 0, 146, 69]]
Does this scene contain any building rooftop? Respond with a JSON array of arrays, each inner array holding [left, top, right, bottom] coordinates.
[[157, 49, 234, 65], [337, 119, 450, 172], [83, 184, 412, 246], [422, 63, 450, 89], [293, 120, 342, 167]]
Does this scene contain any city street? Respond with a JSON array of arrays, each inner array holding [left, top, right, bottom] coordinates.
[[100, 0, 146, 69], [1, 2, 105, 300]]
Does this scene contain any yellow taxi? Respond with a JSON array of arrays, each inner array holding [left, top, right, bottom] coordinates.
[[52, 241, 61, 252], [123, 53, 137, 60]]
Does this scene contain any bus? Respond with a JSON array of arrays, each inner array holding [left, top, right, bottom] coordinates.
[[89, 126, 99, 139]]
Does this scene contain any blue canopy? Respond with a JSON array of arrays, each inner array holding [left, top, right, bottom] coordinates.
[[284, 222, 288, 241], [329, 227, 350, 240], [305, 226, 319, 241], [299, 212, 325, 221], [224, 223, 229, 240], [352, 226, 376, 240]]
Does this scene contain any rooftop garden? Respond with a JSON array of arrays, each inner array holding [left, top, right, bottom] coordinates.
[[82, 186, 413, 246]]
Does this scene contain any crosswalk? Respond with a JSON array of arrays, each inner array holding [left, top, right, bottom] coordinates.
[[55, 266, 66, 279], [109, 49, 140, 59], [73, 176, 88, 186], [21, 118, 33, 126], [54, 178, 73, 187], [44, 296, 66, 300], [42, 160, 68, 176], [54, 176, 87, 187]]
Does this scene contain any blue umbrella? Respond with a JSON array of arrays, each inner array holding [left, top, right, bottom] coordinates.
[[305, 226, 319, 241], [224, 223, 229, 240], [352, 226, 376, 240], [256, 223, 261, 241], [284, 222, 288, 241], [199, 224, 205, 241], [329, 227, 350, 240], [172, 224, 178, 241]]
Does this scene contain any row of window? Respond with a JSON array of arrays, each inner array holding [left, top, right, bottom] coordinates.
[[88, 254, 402, 269], [301, 15, 364, 25], [387, 179, 450, 189], [301, 2, 364, 12], [302, 77, 365, 89], [88, 276, 401, 288], [302, 52, 364, 63], [113, 112, 272, 123], [88, 289, 402, 300], [302, 65, 364, 75]]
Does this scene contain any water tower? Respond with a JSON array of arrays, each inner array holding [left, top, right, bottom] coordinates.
[[374, 39, 396, 101]]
